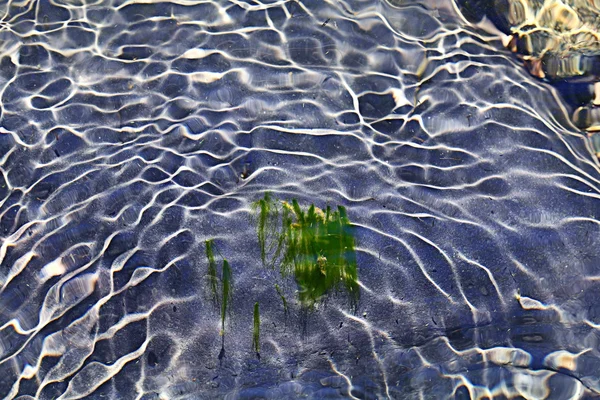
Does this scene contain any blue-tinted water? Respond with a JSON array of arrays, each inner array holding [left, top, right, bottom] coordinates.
[[0, 0, 599, 398]]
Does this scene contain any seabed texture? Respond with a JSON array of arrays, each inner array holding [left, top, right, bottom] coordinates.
[[0, 0, 599, 399]]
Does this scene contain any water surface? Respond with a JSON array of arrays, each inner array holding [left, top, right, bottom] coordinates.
[[0, 0, 599, 398]]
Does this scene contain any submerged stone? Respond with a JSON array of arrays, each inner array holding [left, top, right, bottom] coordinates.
[[454, 0, 600, 138]]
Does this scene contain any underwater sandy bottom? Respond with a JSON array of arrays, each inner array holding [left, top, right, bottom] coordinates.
[[0, 0, 599, 399]]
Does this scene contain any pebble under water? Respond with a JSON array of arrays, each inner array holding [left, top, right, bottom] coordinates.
[[0, 0, 599, 399]]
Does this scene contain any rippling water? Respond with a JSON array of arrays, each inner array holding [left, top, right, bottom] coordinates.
[[0, 0, 599, 399]]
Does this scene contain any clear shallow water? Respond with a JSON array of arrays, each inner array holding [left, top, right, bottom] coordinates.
[[0, 0, 599, 399]]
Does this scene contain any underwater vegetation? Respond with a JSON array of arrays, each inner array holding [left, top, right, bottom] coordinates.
[[221, 259, 232, 334], [252, 302, 260, 357], [205, 239, 219, 304], [204, 194, 358, 360], [252, 191, 286, 268], [253, 193, 359, 308], [204, 240, 232, 335], [274, 284, 288, 315]]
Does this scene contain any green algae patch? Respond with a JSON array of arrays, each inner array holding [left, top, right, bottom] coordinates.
[[252, 302, 260, 356], [252, 193, 359, 308]]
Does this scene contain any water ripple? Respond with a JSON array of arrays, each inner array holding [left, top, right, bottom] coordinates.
[[0, 0, 599, 398]]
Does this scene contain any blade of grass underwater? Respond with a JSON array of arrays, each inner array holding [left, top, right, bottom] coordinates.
[[281, 208, 296, 276], [264, 195, 286, 269], [269, 224, 286, 270], [252, 302, 260, 354], [329, 209, 343, 288], [292, 199, 304, 223], [338, 206, 359, 306], [252, 192, 287, 269], [260, 195, 269, 266], [221, 259, 232, 333], [275, 284, 288, 315], [252, 193, 269, 267], [205, 239, 218, 304]]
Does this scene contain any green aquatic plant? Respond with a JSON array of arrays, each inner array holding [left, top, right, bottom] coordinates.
[[252, 302, 260, 355], [221, 258, 232, 334], [205, 239, 218, 303], [204, 240, 233, 336], [252, 194, 359, 308], [275, 284, 288, 315], [252, 192, 286, 268], [281, 201, 359, 307], [254, 192, 270, 265]]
